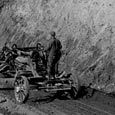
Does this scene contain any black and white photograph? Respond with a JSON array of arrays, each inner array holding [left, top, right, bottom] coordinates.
[[0, 0, 114, 115]]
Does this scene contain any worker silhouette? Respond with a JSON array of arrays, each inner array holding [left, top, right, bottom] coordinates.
[[45, 31, 62, 79]]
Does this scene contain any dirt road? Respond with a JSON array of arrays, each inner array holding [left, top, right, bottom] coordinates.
[[0, 88, 115, 115]]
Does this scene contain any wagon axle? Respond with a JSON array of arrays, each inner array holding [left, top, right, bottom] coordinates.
[[14, 72, 79, 103]]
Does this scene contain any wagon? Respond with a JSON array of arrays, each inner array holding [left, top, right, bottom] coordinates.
[[0, 45, 38, 78], [14, 47, 79, 103]]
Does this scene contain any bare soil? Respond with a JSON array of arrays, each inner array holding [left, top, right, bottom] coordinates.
[[0, 88, 115, 115]]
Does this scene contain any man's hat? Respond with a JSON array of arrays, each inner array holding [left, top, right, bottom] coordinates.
[[49, 31, 56, 37]]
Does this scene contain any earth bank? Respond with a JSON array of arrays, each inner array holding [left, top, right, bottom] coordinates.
[[0, 0, 115, 92]]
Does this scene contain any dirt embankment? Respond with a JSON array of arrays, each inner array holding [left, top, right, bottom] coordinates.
[[0, 0, 115, 92]]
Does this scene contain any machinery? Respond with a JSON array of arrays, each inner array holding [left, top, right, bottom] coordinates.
[[14, 47, 78, 103]]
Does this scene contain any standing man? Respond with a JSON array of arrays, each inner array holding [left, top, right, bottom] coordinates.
[[45, 31, 62, 79]]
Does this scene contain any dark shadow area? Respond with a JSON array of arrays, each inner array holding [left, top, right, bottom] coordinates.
[[30, 87, 95, 104], [31, 93, 57, 104], [0, 88, 14, 90], [77, 86, 95, 99], [29, 90, 73, 104]]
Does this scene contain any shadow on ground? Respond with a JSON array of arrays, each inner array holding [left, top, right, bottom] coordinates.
[[29, 87, 95, 104]]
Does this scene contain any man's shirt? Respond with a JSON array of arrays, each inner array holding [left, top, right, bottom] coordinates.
[[46, 38, 62, 57]]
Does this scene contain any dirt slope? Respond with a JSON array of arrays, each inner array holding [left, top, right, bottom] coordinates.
[[0, 0, 115, 92]]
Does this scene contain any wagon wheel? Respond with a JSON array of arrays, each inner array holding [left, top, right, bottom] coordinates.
[[14, 75, 29, 103], [69, 75, 79, 99]]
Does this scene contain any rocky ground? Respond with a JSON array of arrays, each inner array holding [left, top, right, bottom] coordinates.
[[0, 88, 114, 115]]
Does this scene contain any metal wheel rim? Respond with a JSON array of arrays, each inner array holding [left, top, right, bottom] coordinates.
[[14, 76, 27, 103]]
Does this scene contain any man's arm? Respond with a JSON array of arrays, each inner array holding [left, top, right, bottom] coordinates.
[[45, 40, 52, 52], [60, 42, 62, 50], [59, 40, 62, 50]]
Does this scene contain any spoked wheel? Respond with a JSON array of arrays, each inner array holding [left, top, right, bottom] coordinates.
[[69, 75, 79, 99], [14, 75, 29, 103]]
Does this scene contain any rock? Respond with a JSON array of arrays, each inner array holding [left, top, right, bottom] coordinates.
[[0, 97, 7, 103]]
